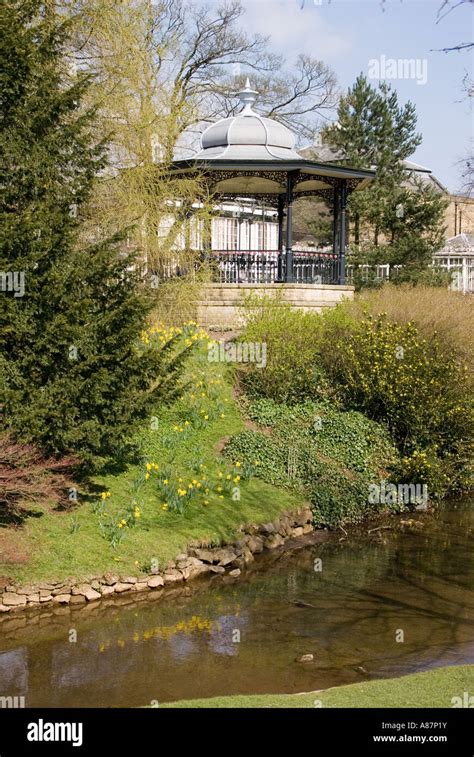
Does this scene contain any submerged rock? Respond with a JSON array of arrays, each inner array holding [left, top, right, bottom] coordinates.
[[298, 654, 314, 663]]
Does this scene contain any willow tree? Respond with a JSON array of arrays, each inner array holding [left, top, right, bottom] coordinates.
[[58, 0, 208, 279]]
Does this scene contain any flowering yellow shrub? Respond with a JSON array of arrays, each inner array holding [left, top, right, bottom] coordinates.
[[320, 314, 473, 496]]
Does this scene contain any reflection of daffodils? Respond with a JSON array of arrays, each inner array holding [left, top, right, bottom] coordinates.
[[98, 615, 214, 651]]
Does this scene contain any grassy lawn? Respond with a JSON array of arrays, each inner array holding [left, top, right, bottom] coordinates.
[[161, 665, 474, 708], [1, 339, 303, 585]]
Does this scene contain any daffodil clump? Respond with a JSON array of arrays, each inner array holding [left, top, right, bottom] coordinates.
[[95, 324, 243, 536], [183, 369, 228, 429], [91, 490, 112, 516], [141, 459, 248, 513], [97, 486, 143, 548], [139, 321, 209, 348]]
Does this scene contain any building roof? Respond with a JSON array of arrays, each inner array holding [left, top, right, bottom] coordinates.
[[434, 233, 474, 255], [170, 157, 375, 199], [194, 80, 303, 162], [170, 85, 376, 202]]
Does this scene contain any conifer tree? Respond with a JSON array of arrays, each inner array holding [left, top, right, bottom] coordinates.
[[322, 75, 430, 250], [0, 1, 186, 471]]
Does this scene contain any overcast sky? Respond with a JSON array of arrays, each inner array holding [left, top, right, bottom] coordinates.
[[236, 0, 473, 193]]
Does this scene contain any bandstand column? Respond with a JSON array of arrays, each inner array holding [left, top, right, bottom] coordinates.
[[277, 194, 284, 280], [338, 180, 348, 286], [285, 173, 294, 283]]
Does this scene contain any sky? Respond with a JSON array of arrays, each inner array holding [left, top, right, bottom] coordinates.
[[234, 0, 473, 193]]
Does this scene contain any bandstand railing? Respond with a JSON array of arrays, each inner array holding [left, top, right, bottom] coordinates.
[[211, 249, 339, 285]]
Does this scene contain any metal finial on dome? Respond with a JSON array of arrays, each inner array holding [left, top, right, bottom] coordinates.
[[238, 78, 258, 113]]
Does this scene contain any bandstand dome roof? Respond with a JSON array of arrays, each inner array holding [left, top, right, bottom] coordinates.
[[170, 81, 376, 201], [195, 79, 303, 161]]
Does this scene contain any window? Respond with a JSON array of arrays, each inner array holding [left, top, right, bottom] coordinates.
[[212, 217, 238, 250], [255, 222, 264, 250]]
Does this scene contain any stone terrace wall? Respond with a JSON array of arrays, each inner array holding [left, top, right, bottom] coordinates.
[[0, 506, 314, 614], [196, 283, 354, 330]]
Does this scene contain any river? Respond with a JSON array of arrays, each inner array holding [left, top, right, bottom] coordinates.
[[0, 500, 472, 706]]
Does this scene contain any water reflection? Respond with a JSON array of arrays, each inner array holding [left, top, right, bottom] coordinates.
[[0, 501, 473, 707]]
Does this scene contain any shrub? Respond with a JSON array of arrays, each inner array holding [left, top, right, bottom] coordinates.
[[352, 284, 474, 369], [149, 274, 206, 328], [0, 5, 194, 472], [318, 313, 473, 495], [0, 434, 77, 522], [307, 461, 392, 527], [391, 449, 450, 500], [238, 294, 335, 403], [223, 430, 287, 487], [245, 398, 398, 476], [238, 294, 472, 498], [224, 400, 401, 527]]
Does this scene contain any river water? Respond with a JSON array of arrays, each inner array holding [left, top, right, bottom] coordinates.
[[0, 501, 473, 707]]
